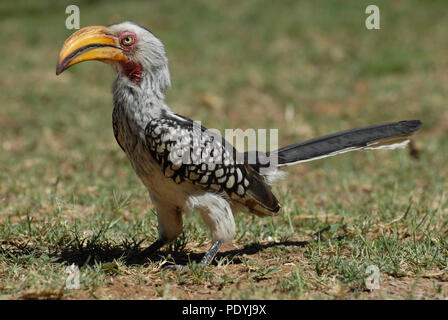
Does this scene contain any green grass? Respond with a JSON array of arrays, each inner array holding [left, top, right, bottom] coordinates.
[[0, 0, 447, 299]]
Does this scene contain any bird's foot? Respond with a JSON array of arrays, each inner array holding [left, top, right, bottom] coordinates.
[[163, 264, 190, 271], [162, 240, 223, 272]]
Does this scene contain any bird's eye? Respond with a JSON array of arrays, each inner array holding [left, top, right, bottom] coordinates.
[[121, 36, 134, 46]]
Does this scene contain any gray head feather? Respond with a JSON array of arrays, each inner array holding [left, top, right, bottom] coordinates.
[[108, 21, 171, 97]]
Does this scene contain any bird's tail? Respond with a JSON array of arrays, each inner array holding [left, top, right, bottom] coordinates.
[[243, 120, 422, 216], [276, 120, 422, 166]]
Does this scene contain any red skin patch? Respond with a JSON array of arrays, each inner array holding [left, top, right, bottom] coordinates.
[[121, 60, 143, 84], [118, 31, 143, 84]]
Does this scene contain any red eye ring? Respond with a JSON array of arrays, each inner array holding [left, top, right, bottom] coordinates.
[[119, 32, 137, 48]]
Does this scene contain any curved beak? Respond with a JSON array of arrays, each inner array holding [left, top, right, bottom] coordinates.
[[56, 26, 127, 75]]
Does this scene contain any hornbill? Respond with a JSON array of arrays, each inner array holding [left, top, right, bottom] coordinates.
[[56, 21, 422, 270]]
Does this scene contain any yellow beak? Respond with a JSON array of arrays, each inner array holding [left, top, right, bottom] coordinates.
[[56, 26, 127, 75]]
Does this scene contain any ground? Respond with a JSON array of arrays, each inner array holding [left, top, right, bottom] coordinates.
[[0, 0, 447, 299]]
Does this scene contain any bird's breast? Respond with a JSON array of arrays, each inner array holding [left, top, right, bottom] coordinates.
[[112, 106, 186, 202]]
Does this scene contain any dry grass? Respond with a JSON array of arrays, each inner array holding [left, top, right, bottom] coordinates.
[[0, 0, 447, 299]]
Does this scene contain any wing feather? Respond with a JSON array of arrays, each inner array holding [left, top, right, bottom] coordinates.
[[144, 112, 280, 216]]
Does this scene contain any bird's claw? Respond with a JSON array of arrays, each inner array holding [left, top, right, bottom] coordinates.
[[163, 264, 190, 271]]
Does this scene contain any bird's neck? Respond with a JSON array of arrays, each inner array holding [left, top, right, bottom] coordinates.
[[113, 65, 172, 133]]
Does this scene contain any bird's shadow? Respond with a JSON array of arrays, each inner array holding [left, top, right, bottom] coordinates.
[[1, 238, 312, 268], [2, 226, 341, 268], [133, 240, 311, 266]]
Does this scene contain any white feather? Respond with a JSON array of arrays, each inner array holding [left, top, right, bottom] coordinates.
[[186, 193, 236, 242]]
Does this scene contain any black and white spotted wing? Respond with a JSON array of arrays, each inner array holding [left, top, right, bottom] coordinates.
[[144, 113, 280, 215]]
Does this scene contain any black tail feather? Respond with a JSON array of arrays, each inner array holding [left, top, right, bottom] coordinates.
[[277, 120, 422, 165]]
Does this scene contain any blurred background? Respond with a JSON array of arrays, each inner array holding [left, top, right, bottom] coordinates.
[[0, 0, 447, 299], [1, 0, 446, 208]]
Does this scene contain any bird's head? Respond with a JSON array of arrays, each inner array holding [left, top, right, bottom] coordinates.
[[56, 21, 170, 87]]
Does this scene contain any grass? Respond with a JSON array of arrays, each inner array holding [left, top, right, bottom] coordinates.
[[0, 0, 447, 299]]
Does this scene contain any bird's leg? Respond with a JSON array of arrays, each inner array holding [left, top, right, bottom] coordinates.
[[133, 202, 183, 262], [199, 240, 223, 265], [164, 240, 223, 271]]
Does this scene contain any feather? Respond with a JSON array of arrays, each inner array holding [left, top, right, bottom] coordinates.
[[276, 120, 422, 166]]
